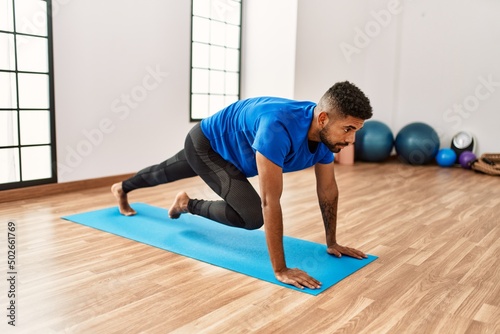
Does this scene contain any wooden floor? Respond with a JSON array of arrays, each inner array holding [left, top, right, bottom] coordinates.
[[1, 161, 499, 334]]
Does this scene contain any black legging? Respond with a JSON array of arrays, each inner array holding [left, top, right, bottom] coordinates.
[[122, 123, 264, 230]]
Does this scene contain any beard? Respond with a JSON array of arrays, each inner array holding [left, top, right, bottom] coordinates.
[[319, 127, 348, 153]]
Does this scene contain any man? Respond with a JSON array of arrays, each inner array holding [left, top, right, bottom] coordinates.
[[112, 81, 373, 290]]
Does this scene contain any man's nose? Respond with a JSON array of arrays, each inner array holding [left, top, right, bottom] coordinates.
[[346, 132, 356, 144]]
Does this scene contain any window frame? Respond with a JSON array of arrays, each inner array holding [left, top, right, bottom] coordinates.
[[189, 0, 243, 122], [0, 0, 57, 190]]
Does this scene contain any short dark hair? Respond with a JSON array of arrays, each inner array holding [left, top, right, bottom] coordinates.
[[319, 81, 373, 120]]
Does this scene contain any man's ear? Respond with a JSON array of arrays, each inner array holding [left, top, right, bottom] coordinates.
[[318, 111, 329, 127]]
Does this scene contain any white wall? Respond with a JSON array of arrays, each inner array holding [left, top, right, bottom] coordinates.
[[396, 0, 500, 153], [295, 0, 500, 154], [53, 0, 193, 182], [241, 0, 298, 99], [51, 0, 500, 184]]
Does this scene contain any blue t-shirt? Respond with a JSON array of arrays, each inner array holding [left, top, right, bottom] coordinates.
[[200, 97, 334, 177]]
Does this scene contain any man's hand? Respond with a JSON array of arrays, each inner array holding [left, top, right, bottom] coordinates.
[[327, 243, 367, 259], [275, 267, 322, 290]]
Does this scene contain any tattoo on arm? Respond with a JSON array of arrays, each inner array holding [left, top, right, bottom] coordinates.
[[319, 197, 338, 245]]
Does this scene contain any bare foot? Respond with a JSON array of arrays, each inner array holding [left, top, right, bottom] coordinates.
[[111, 182, 137, 216], [169, 191, 190, 219]]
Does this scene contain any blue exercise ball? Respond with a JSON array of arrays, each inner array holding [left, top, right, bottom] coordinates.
[[436, 148, 457, 167], [355, 120, 394, 162], [395, 122, 440, 165]]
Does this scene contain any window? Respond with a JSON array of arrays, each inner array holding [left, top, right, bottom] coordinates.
[[190, 0, 242, 120], [0, 0, 56, 190]]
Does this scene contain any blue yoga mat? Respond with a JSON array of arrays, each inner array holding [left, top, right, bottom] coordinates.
[[62, 203, 377, 295]]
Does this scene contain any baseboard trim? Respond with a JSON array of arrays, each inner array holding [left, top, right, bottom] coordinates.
[[0, 173, 134, 203]]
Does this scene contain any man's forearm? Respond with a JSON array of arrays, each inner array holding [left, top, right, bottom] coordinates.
[[262, 204, 287, 273], [318, 194, 338, 247]]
